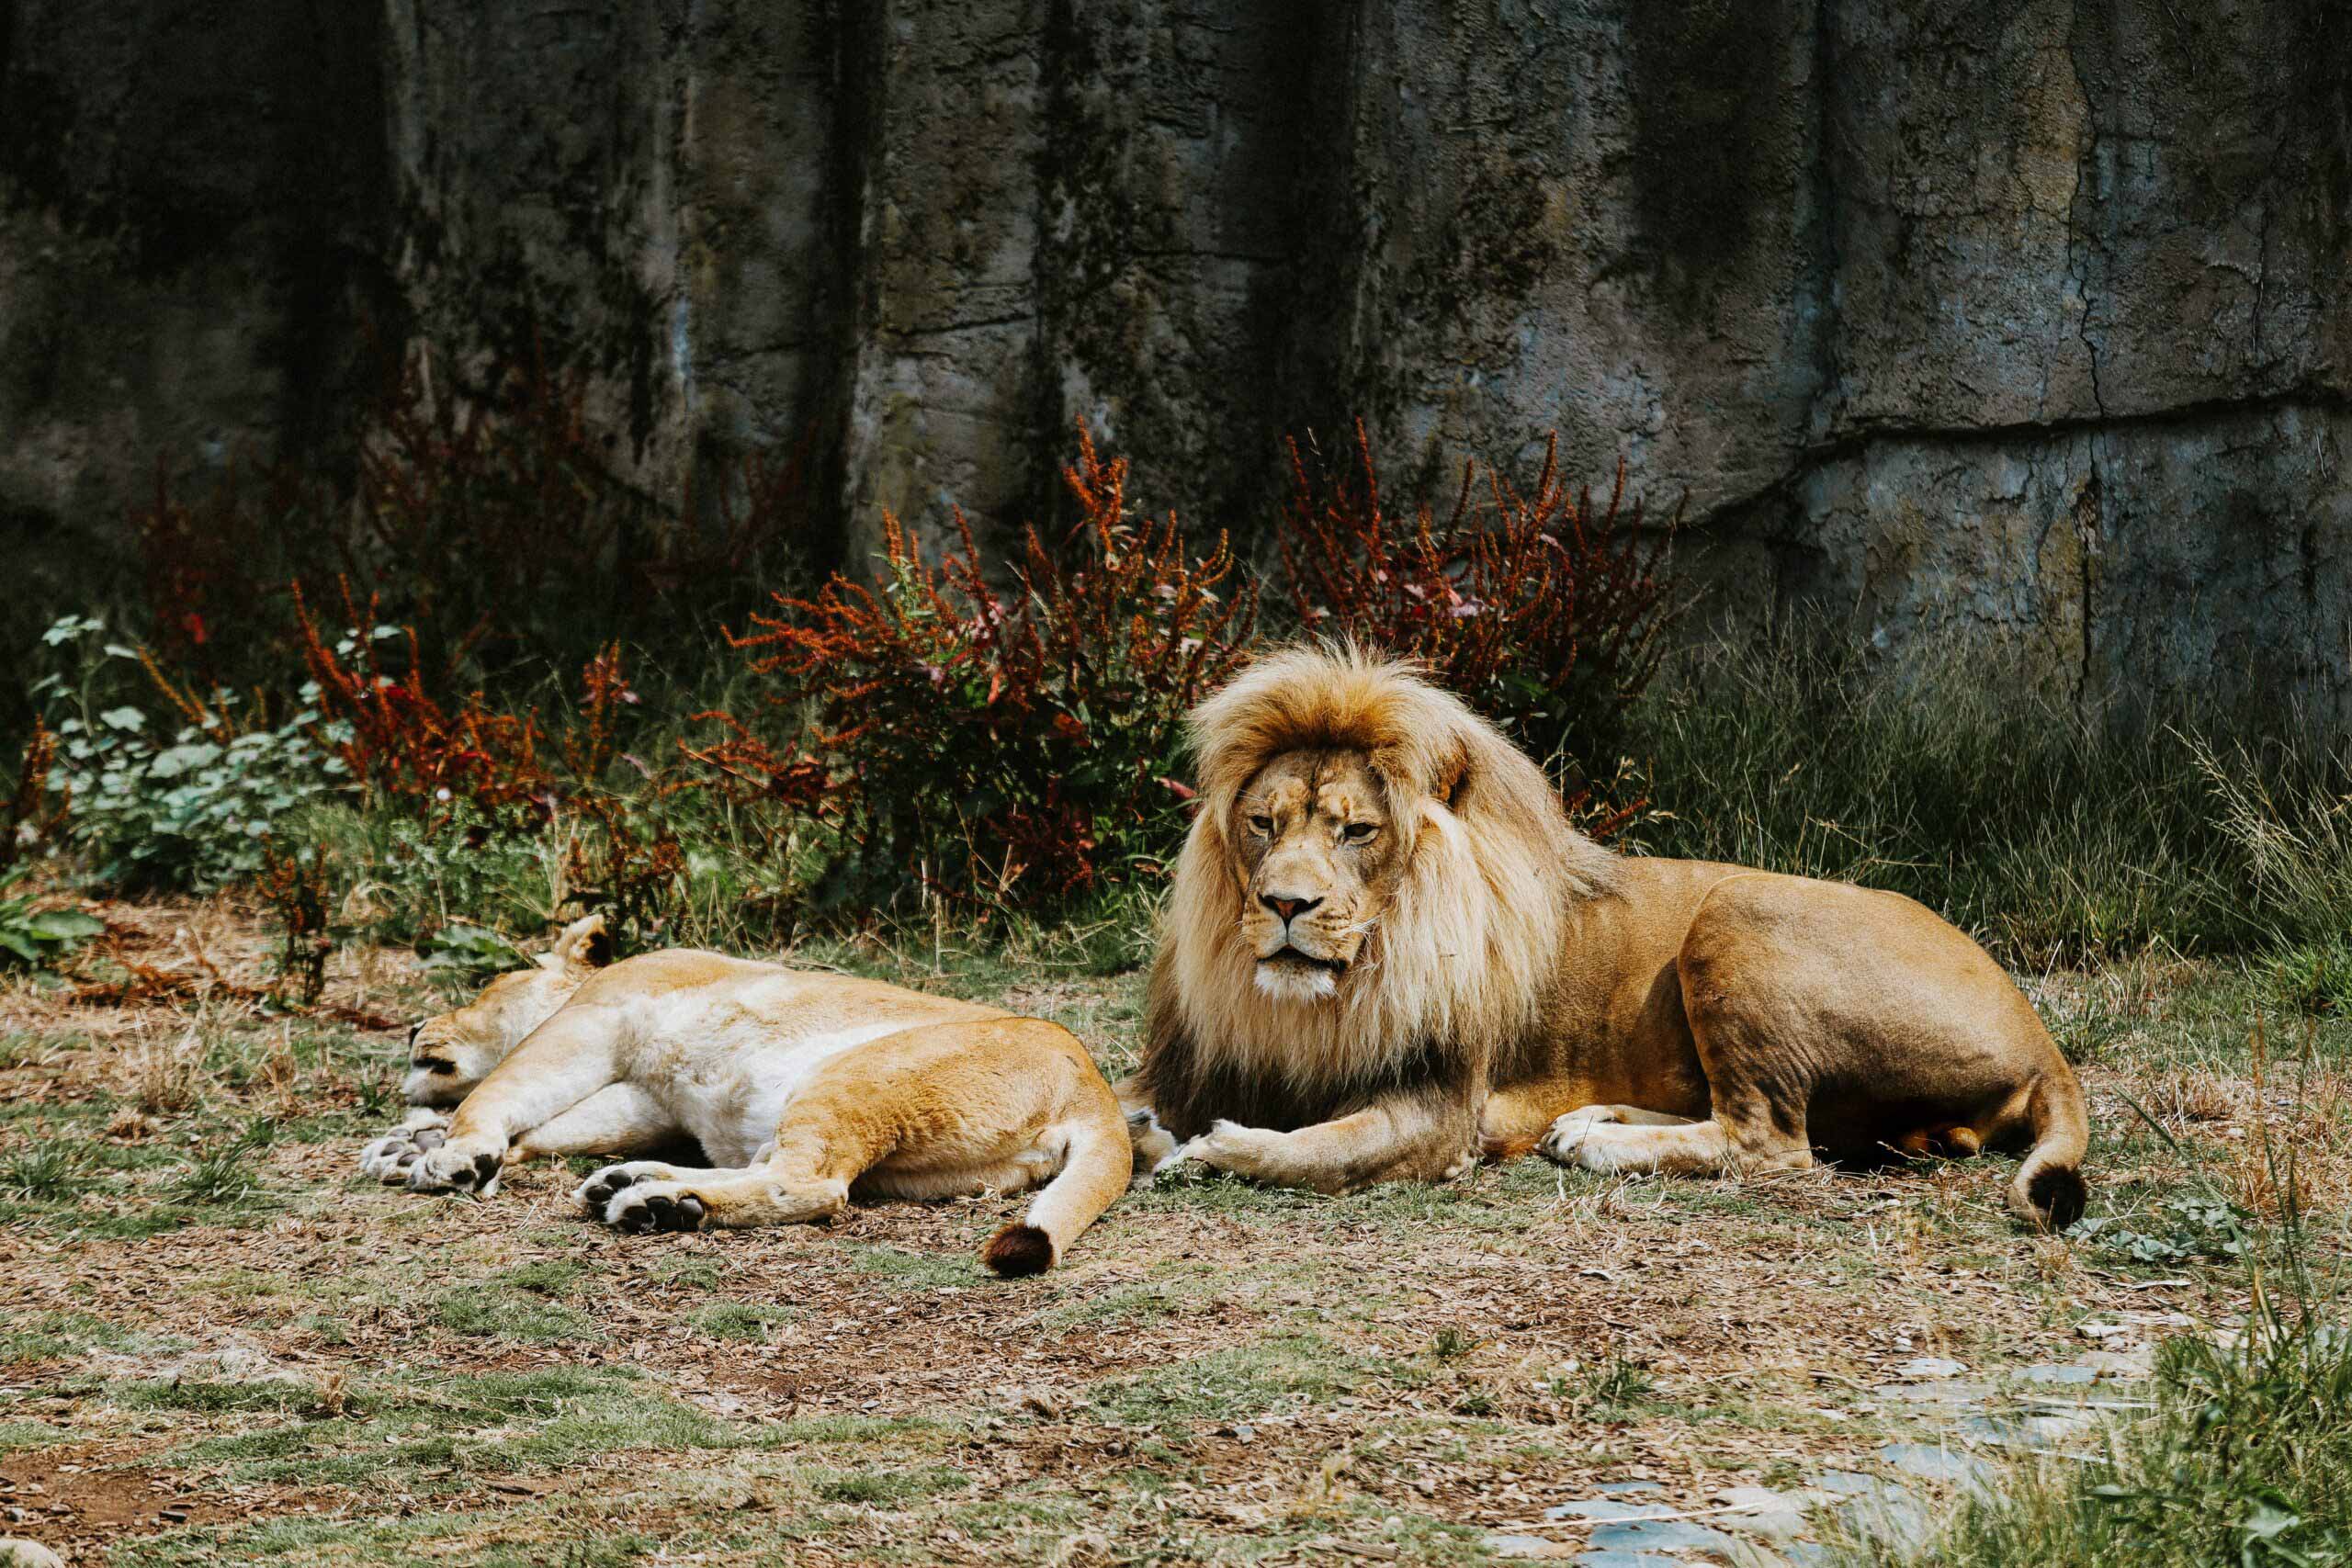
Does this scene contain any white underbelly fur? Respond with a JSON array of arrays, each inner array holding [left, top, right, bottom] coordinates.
[[627, 1012, 922, 1167]]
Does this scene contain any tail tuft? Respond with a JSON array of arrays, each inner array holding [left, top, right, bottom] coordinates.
[[981, 1222, 1057, 1277], [2023, 1164, 2087, 1231]]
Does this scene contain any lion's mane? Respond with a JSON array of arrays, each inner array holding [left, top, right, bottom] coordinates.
[[1136, 645, 1614, 1138]]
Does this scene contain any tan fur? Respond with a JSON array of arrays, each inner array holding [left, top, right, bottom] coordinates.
[[361, 919, 1129, 1273], [1131, 646, 2090, 1228]]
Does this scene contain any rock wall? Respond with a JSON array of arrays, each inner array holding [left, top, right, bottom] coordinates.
[[2, 0, 2346, 721]]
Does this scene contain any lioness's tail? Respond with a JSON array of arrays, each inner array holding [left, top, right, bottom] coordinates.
[[2008, 1070, 2089, 1231], [981, 1098, 1131, 1277]]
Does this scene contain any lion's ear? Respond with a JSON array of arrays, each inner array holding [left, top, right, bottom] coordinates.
[[1368, 733, 1469, 813], [551, 914, 614, 972], [1430, 739, 1470, 810]]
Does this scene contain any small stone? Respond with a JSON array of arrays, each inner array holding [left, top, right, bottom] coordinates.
[[2012, 1362, 2098, 1385], [1835, 1488, 1936, 1552], [1484, 1535, 1573, 1560], [1594, 1480, 1664, 1496], [1544, 1498, 1676, 1523], [1589, 1518, 1744, 1556], [2075, 1321, 2134, 1341], [2078, 1348, 2155, 1380], [0, 1542, 64, 1568], [1878, 1442, 1995, 1486], [1894, 1356, 1969, 1380], [1713, 1485, 1811, 1540]]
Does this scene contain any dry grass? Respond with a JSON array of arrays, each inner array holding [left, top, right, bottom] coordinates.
[[0, 897, 2338, 1565]]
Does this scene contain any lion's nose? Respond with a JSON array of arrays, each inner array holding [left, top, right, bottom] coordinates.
[[1261, 894, 1323, 924]]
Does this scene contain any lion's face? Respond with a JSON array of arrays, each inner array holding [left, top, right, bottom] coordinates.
[[1233, 750, 1404, 1003], [402, 916, 611, 1104]]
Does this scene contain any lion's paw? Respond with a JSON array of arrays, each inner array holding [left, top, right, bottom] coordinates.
[[573, 1161, 678, 1216], [603, 1181, 706, 1235], [406, 1141, 505, 1197], [358, 1115, 450, 1183], [1536, 1106, 1624, 1168], [1159, 1120, 1288, 1184]]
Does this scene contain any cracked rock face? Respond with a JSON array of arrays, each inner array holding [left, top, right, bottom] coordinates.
[[1, 0, 2346, 719]]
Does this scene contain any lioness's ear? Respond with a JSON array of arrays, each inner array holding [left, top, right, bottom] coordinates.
[[551, 914, 614, 972]]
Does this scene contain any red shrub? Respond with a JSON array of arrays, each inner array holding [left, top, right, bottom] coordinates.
[[1283, 420, 1679, 770], [722, 425, 1257, 912], [294, 582, 554, 822]]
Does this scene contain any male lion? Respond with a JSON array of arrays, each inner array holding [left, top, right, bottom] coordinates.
[[1128, 647, 2089, 1228], [358, 917, 1130, 1274]]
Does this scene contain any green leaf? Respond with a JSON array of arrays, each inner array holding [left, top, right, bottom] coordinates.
[[26, 910, 103, 941]]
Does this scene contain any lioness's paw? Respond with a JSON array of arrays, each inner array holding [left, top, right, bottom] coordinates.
[[406, 1142, 505, 1197], [358, 1118, 449, 1183], [573, 1161, 677, 1215], [1536, 1106, 1623, 1167], [603, 1181, 706, 1235]]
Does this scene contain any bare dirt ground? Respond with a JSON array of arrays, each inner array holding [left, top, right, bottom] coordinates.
[[0, 897, 2337, 1565]]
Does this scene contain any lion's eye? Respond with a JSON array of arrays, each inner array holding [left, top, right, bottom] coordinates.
[[1342, 822, 1378, 843], [1248, 814, 1273, 835]]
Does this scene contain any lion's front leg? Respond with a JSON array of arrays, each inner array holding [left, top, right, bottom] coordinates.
[[1163, 1095, 1476, 1195]]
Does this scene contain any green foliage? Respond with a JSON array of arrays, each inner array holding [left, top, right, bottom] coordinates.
[[0, 867, 102, 969], [2270, 939, 2352, 1018], [1880, 1317, 2352, 1568], [29, 617, 348, 891], [1633, 632, 2341, 964], [419, 920, 533, 983], [2071, 1194, 2252, 1266]]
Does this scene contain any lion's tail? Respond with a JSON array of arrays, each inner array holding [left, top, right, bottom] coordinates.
[[980, 1098, 1132, 1278], [2007, 1070, 2089, 1231]]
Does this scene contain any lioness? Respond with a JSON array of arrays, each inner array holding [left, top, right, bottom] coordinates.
[[1128, 646, 2089, 1228], [359, 917, 1130, 1274]]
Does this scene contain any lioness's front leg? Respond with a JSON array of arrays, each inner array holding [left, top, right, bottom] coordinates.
[[407, 1007, 624, 1197], [1163, 1091, 1477, 1195]]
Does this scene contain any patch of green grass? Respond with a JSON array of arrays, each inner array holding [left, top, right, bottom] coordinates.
[[1545, 1353, 1657, 1420], [1086, 1332, 1420, 1430], [171, 1125, 273, 1205], [0, 1142, 92, 1200], [812, 1465, 971, 1506], [108, 1377, 322, 1415], [2269, 938, 2352, 1018], [0, 1418, 68, 1453], [109, 1506, 653, 1568], [433, 1284, 594, 1344], [846, 1242, 982, 1289], [687, 1300, 798, 1342], [0, 1309, 164, 1362], [498, 1259, 588, 1296]]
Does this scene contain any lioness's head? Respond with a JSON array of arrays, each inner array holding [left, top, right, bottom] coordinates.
[[402, 915, 613, 1104], [1157, 646, 1610, 1077]]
